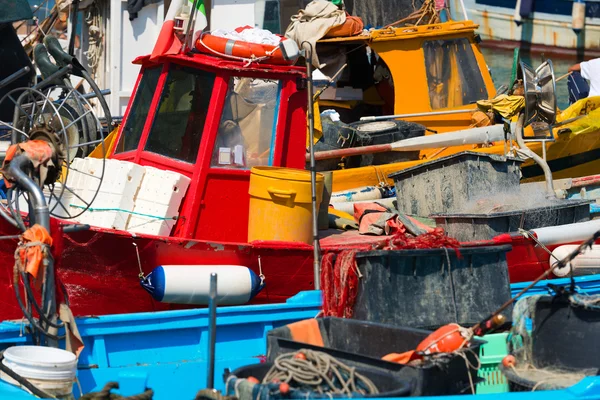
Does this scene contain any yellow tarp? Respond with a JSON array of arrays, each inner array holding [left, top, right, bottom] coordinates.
[[308, 101, 323, 147], [88, 126, 119, 159], [555, 96, 600, 136], [477, 95, 525, 119]]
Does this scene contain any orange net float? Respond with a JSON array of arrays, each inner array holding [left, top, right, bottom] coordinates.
[[416, 323, 473, 355], [195, 33, 296, 66]]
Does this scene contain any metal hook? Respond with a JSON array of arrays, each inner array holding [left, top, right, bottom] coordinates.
[[132, 242, 144, 279]]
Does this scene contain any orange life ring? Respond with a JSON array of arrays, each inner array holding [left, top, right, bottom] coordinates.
[[195, 34, 296, 66]]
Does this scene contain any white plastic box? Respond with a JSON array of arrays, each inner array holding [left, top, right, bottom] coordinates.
[[69, 158, 145, 230], [126, 166, 191, 236]]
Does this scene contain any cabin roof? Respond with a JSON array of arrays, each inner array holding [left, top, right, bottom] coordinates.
[[132, 52, 307, 77], [318, 20, 480, 44]]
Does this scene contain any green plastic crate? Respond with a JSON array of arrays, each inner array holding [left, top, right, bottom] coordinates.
[[475, 332, 509, 394]]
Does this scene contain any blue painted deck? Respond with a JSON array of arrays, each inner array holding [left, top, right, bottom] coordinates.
[[1, 274, 600, 399], [0, 291, 321, 399]]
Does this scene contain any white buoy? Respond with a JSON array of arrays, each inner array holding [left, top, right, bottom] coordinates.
[[572, 0, 586, 33], [142, 265, 264, 305], [532, 219, 600, 246], [551, 245, 600, 277], [0, 346, 76, 398], [330, 186, 385, 203]]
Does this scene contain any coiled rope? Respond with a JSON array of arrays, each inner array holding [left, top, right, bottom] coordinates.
[[263, 349, 379, 396]]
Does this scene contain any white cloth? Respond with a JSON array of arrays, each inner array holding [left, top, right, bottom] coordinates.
[[581, 58, 600, 97], [284, 0, 346, 68], [211, 27, 282, 46]]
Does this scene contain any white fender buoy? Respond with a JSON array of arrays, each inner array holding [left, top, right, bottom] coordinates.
[[330, 186, 385, 203], [572, 0, 586, 33], [532, 219, 600, 246], [513, 0, 523, 25], [141, 265, 264, 305], [551, 245, 600, 277]]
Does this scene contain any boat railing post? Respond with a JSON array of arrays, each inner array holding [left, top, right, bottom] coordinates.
[[207, 273, 217, 389], [182, 0, 201, 54], [302, 41, 321, 290], [459, 0, 469, 20]]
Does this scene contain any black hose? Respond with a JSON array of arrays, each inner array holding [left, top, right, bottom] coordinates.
[[6, 188, 26, 232], [13, 269, 65, 341], [20, 271, 64, 329], [0, 352, 54, 398]]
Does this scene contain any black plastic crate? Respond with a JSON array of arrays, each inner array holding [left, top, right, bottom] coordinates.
[[532, 295, 600, 371], [433, 200, 591, 241], [267, 317, 486, 397], [389, 151, 523, 217], [352, 245, 513, 329]]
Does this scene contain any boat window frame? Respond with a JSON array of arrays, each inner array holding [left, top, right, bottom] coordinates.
[[421, 37, 489, 110], [112, 64, 167, 160], [112, 62, 230, 175], [141, 64, 218, 166], [208, 75, 283, 171]]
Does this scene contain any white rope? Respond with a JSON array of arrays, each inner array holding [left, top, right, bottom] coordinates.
[[84, 2, 103, 77]]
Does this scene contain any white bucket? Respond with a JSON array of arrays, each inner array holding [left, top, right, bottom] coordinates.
[[1, 346, 77, 398]]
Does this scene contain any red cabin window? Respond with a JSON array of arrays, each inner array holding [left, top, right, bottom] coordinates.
[[210, 77, 281, 169], [115, 67, 161, 154], [144, 65, 216, 164]]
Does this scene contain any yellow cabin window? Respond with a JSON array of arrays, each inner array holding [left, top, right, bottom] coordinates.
[[423, 38, 488, 110]]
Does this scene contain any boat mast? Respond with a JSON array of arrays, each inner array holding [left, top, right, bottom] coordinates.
[[302, 41, 321, 290]]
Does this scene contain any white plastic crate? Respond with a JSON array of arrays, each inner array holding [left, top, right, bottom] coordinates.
[[126, 166, 191, 236], [71, 158, 145, 230]]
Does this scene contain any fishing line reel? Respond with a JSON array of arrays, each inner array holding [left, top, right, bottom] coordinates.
[[0, 35, 110, 228], [516, 59, 557, 140], [0, 33, 111, 347]]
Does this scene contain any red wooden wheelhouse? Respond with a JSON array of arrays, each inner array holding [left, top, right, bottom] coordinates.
[[112, 53, 309, 243], [0, 51, 398, 320]]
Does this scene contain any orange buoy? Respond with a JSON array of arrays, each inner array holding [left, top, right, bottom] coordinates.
[[247, 376, 260, 384], [195, 34, 296, 66], [416, 323, 471, 355], [279, 382, 290, 394], [294, 352, 307, 361], [502, 355, 516, 368]]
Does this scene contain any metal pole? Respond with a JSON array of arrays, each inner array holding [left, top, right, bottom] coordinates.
[[459, 0, 469, 20], [7, 154, 56, 347], [81, 88, 111, 100], [7, 155, 50, 230], [207, 273, 217, 389], [360, 108, 477, 122], [303, 43, 321, 290], [182, 0, 201, 54]]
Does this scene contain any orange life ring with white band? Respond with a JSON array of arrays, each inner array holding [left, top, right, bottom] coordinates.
[[195, 33, 296, 66]]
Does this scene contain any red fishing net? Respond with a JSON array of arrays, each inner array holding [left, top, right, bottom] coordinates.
[[321, 227, 462, 318]]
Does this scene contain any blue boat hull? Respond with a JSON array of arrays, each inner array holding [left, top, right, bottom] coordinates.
[[1, 276, 600, 399]]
